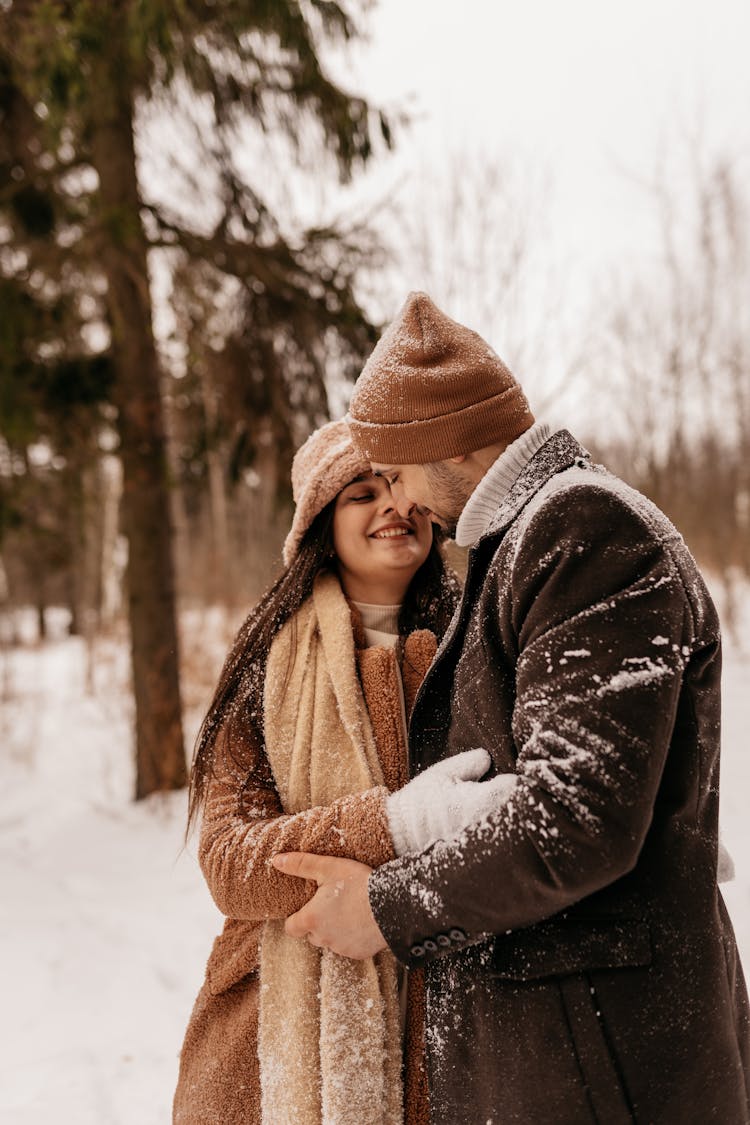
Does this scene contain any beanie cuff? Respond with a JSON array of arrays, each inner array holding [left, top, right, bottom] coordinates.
[[348, 385, 535, 464]]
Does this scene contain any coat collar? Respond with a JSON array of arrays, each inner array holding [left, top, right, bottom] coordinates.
[[409, 430, 591, 733], [478, 428, 589, 545]]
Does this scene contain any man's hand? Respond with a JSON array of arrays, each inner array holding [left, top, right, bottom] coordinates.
[[271, 853, 387, 960]]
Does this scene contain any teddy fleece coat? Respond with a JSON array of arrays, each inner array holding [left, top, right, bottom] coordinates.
[[173, 598, 435, 1125], [369, 429, 750, 1124]]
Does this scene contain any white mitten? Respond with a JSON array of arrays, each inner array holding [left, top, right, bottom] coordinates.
[[386, 748, 518, 857]]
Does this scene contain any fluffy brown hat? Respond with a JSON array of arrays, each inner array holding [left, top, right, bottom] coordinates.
[[347, 291, 534, 463], [282, 419, 371, 566]]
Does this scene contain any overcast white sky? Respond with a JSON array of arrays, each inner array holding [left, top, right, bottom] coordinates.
[[294, 0, 746, 413], [152, 0, 749, 411], [343, 0, 750, 271]]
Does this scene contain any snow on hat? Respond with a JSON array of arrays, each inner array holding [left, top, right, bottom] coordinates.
[[347, 291, 534, 463], [282, 419, 371, 566]]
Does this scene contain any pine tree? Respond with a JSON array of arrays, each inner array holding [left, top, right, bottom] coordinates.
[[1, 2, 390, 797], [0, 48, 114, 637]]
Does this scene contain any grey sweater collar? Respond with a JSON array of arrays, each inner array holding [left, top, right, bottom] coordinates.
[[454, 422, 552, 547]]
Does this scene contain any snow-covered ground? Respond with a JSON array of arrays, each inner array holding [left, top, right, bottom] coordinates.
[[1, 588, 749, 1124], [0, 611, 224, 1125]]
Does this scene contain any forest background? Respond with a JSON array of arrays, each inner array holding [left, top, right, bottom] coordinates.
[[1, 2, 750, 1118], [2, 0, 749, 797]]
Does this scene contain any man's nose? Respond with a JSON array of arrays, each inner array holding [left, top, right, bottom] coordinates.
[[394, 494, 416, 518]]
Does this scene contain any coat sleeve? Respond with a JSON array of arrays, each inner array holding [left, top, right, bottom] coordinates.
[[199, 725, 395, 921], [368, 483, 708, 960]]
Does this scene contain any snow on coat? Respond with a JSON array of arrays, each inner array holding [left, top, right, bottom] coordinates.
[[369, 429, 750, 1124]]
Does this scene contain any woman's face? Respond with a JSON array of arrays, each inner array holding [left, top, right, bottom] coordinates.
[[332, 473, 433, 604]]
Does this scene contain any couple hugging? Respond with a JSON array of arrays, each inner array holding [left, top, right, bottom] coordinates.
[[174, 293, 750, 1124]]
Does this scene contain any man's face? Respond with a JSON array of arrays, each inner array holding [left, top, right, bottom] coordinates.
[[370, 460, 473, 534]]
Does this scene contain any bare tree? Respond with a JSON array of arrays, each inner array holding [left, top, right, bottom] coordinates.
[[589, 138, 750, 628], [385, 148, 587, 414]]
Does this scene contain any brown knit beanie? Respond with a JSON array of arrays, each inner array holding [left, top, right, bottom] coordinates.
[[282, 419, 371, 566], [347, 291, 534, 463]]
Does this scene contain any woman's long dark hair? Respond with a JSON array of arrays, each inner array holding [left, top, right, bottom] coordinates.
[[186, 500, 460, 833]]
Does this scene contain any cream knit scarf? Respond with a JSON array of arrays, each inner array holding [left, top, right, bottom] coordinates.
[[259, 571, 403, 1125]]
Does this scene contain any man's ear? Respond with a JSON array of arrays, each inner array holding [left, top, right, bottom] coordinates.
[[448, 454, 467, 464]]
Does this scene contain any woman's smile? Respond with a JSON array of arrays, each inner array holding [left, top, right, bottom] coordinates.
[[370, 521, 414, 541]]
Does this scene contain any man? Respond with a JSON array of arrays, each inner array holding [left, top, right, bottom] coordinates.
[[273, 292, 750, 1123]]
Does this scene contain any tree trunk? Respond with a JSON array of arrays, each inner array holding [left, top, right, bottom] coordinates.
[[199, 362, 232, 604], [36, 595, 46, 641], [88, 24, 186, 797], [160, 382, 192, 603], [99, 454, 124, 627]]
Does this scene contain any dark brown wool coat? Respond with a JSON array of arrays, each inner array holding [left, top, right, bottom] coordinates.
[[173, 617, 436, 1125], [369, 430, 750, 1124]]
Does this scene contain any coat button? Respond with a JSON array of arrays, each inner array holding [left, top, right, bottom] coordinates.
[[448, 928, 467, 943], [436, 933, 451, 947], [410, 944, 425, 958], [422, 939, 438, 953]]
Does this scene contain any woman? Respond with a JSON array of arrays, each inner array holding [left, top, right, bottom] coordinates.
[[173, 420, 461, 1125]]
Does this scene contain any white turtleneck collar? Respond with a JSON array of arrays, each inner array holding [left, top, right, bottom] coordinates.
[[353, 601, 401, 649], [454, 422, 552, 547]]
